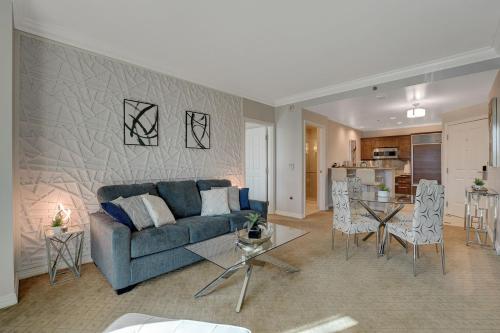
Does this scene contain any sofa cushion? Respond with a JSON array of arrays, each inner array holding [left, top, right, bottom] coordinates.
[[176, 215, 230, 243], [100, 202, 137, 232], [157, 180, 202, 218], [239, 188, 250, 210], [131, 224, 190, 258], [196, 179, 231, 192], [97, 183, 158, 203], [225, 210, 258, 231]]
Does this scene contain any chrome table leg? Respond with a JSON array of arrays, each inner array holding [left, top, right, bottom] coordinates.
[[194, 264, 243, 298], [236, 265, 253, 313]]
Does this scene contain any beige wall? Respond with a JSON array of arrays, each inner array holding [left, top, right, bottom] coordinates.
[[302, 109, 361, 166], [441, 103, 487, 123], [362, 124, 442, 138], [243, 98, 274, 123]]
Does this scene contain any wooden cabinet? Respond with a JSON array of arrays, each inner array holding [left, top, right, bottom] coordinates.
[[360, 135, 411, 160], [395, 175, 412, 194], [360, 138, 374, 160], [398, 136, 411, 160]]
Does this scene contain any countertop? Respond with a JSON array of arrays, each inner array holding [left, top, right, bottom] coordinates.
[[330, 167, 396, 170]]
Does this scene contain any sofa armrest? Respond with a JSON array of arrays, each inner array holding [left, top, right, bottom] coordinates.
[[249, 200, 268, 219], [90, 212, 131, 290]]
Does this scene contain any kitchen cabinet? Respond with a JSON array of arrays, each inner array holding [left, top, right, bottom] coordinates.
[[360, 138, 374, 160], [398, 136, 411, 160], [360, 135, 411, 160], [395, 174, 412, 194]]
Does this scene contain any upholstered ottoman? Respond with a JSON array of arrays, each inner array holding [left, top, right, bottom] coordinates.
[[103, 313, 251, 333]]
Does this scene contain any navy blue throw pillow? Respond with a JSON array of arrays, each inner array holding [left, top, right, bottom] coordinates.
[[101, 202, 137, 232], [239, 188, 250, 210]]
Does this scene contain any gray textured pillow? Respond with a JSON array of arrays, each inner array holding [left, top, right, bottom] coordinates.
[[201, 188, 231, 216], [112, 195, 154, 231], [212, 186, 240, 211]]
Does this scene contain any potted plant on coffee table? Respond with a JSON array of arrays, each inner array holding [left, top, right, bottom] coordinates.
[[244, 212, 267, 239]]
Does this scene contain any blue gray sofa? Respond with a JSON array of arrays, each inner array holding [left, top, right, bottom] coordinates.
[[90, 179, 268, 294]]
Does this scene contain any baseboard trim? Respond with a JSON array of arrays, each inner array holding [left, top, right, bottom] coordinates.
[[17, 255, 93, 280], [0, 292, 18, 309], [274, 210, 304, 219]]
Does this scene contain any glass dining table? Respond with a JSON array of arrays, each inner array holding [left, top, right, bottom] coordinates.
[[350, 192, 414, 255]]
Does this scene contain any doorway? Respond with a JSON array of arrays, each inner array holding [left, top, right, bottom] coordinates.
[[305, 125, 319, 216], [244, 121, 275, 213], [445, 117, 489, 218]]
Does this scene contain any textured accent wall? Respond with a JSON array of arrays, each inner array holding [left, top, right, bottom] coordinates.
[[17, 33, 244, 276]]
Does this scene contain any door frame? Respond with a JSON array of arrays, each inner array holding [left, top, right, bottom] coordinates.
[[303, 120, 327, 215], [244, 118, 275, 214], [442, 115, 488, 217]]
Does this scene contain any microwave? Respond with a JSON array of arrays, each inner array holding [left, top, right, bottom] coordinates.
[[373, 147, 399, 159]]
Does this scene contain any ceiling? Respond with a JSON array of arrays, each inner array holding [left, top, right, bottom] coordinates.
[[307, 70, 498, 130], [13, 1, 500, 106]]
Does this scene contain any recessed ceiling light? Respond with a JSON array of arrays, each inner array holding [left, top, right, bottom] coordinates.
[[389, 116, 397, 120], [397, 121, 403, 125], [375, 94, 386, 99]]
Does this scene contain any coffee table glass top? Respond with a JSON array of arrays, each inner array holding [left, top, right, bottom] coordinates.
[[185, 223, 308, 270], [350, 192, 414, 204]]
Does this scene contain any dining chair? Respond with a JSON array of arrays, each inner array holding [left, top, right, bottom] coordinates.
[[385, 182, 445, 276], [332, 180, 380, 260]]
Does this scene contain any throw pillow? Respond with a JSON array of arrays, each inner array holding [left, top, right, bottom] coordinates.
[[212, 186, 240, 211], [113, 196, 155, 231], [200, 188, 231, 216], [100, 202, 137, 232], [239, 188, 250, 210], [141, 194, 176, 227]]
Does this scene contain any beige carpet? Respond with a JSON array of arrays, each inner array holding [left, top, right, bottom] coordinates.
[[1, 211, 500, 333]]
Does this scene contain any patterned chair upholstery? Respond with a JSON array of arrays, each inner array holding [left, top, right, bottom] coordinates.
[[332, 180, 379, 260], [386, 181, 445, 276], [347, 177, 366, 217]]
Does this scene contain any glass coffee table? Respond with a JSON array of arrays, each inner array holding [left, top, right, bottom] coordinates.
[[185, 223, 308, 312]]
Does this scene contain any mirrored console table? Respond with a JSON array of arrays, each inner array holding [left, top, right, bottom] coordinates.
[[465, 187, 499, 249]]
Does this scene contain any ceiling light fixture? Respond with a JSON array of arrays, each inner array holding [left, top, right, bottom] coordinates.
[[406, 102, 426, 118], [389, 116, 396, 120]]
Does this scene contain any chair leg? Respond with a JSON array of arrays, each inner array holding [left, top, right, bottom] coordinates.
[[355, 234, 359, 247], [331, 228, 336, 251], [405, 240, 408, 255], [435, 244, 439, 254], [416, 245, 420, 258], [440, 241, 446, 275], [346, 234, 350, 261], [375, 229, 380, 257], [413, 244, 417, 277]]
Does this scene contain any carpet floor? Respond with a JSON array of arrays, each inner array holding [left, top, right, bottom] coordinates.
[[1, 211, 500, 333]]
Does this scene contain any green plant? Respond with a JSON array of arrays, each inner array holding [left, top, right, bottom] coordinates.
[[51, 213, 63, 227], [244, 212, 266, 230], [474, 178, 485, 186], [378, 183, 389, 192]]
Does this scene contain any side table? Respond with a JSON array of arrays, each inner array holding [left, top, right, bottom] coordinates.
[[44, 226, 84, 285]]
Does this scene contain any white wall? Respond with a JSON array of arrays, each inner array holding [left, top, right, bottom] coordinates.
[[275, 106, 304, 218], [0, 0, 17, 309], [16, 33, 245, 277]]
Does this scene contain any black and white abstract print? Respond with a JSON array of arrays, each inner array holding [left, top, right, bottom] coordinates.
[[123, 99, 158, 146], [185, 111, 210, 149]]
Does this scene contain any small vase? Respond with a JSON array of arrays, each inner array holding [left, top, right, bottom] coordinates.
[[52, 226, 62, 235], [248, 227, 262, 239]]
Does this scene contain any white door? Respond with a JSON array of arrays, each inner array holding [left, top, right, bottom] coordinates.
[[245, 126, 268, 201], [446, 118, 489, 217]]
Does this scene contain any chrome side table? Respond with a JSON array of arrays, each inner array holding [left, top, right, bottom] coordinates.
[[44, 226, 84, 285], [465, 187, 499, 249]]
